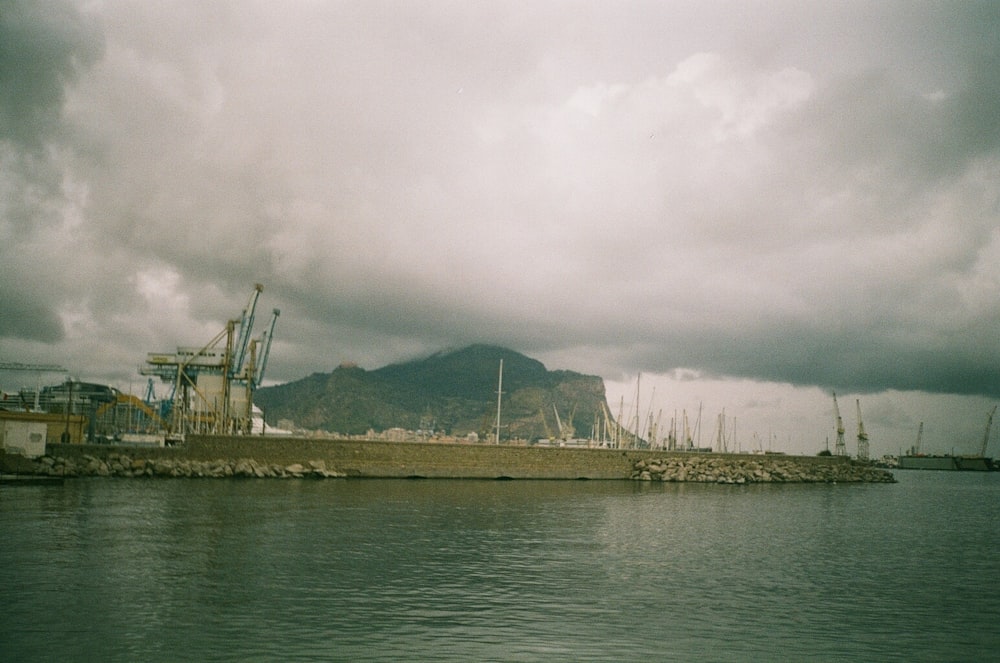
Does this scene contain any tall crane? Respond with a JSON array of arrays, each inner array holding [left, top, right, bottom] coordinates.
[[231, 283, 263, 378], [832, 392, 846, 456], [538, 408, 554, 441], [856, 398, 869, 461], [140, 283, 275, 438], [913, 421, 923, 456], [980, 405, 997, 458], [253, 309, 280, 388], [552, 404, 568, 441]]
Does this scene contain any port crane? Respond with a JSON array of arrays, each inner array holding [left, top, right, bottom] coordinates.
[[856, 399, 869, 461], [231, 284, 263, 379], [832, 392, 846, 456], [981, 405, 997, 458], [552, 403, 577, 441], [538, 408, 555, 441], [254, 309, 280, 388], [140, 284, 277, 438]]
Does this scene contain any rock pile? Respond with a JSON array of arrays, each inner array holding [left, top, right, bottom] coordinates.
[[631, 456, 895, 483], [23, 454, 345, 479]]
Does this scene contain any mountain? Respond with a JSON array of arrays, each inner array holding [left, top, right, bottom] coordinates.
[[254, 344, 612, 440]]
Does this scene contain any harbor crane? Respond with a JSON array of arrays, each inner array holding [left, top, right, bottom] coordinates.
[[231, 283, 263, 379], [856, 399, 869, 461], [832, 392, 847, 456], [981, 405, 997, 458], [140, 284, 277, 438], [538, 408, 555, 441], [553, 403, 576, 441], [253, 309, 280, 388]]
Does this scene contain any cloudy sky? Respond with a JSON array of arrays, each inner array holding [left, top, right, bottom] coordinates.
[[2, 1, 998, 457]]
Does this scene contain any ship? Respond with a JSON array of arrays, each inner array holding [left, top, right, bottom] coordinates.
[[897, 454, 994, 471], [897, 407, 997, 471]]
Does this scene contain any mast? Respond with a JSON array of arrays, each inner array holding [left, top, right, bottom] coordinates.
[[494, 359, 503, 445], [856, 398, 869, 461], [633, 373, 641, 448]]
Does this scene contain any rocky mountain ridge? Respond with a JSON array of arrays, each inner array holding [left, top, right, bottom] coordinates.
[[254, 344, 611, 440]]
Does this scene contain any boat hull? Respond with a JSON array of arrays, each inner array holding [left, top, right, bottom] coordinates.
[[897, 455, 994, 471]]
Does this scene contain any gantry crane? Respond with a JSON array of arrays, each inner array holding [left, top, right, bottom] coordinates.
[[856, 398, 869, 461], [832, 392, 846, 456], [140, 284, 276, 438]]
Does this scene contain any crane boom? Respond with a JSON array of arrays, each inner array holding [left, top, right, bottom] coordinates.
[[832, 392, 846, 456], [538, 408, 553, 440], [981, 405, 997, 458], [856, 398, 869, 461], [0, 362, 67, 372], [231, 284, 263, 377], [254, 309, 280, 387]]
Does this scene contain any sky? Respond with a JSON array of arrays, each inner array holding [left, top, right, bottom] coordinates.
[[2, 0, 999, 457]]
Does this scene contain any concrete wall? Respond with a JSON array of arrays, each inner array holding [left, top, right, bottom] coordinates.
[[38, 435, 851, 480], [0, 419, 47, 458]]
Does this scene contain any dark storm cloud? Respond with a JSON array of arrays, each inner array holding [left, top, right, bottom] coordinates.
[[0, 0, 102, 149], [1, 0, 999, 423], [0, 291, 63, 342], [1, 0, 103, 348]]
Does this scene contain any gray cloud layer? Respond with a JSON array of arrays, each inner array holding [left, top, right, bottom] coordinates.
[[2, 1, 999, 404]]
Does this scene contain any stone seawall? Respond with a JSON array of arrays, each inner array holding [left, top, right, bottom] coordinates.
[[632, 455, 895, 483], [1, 435, 895, 482]]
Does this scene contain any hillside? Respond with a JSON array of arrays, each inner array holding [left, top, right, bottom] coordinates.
[[254, 344, 612, 440]]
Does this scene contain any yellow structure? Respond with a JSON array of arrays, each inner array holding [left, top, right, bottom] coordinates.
[[0, 410, 87, 451]]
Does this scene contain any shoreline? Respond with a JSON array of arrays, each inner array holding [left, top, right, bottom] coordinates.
[[2, 435, 895, 483]]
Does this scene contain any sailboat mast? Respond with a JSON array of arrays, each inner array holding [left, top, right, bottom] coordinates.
[[494, 359, 503, 445]]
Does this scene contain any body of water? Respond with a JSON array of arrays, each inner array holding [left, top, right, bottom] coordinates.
[[2, 471, 998, 661]]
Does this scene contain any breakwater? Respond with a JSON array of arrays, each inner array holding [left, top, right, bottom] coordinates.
[[2, 435, 895, 482], [632, 455, 895, 483]]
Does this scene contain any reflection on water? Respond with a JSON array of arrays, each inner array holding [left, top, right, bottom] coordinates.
[[2, 474, 998, 661]]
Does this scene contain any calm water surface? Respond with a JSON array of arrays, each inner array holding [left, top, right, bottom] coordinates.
[[2, 471, 998, 661]]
